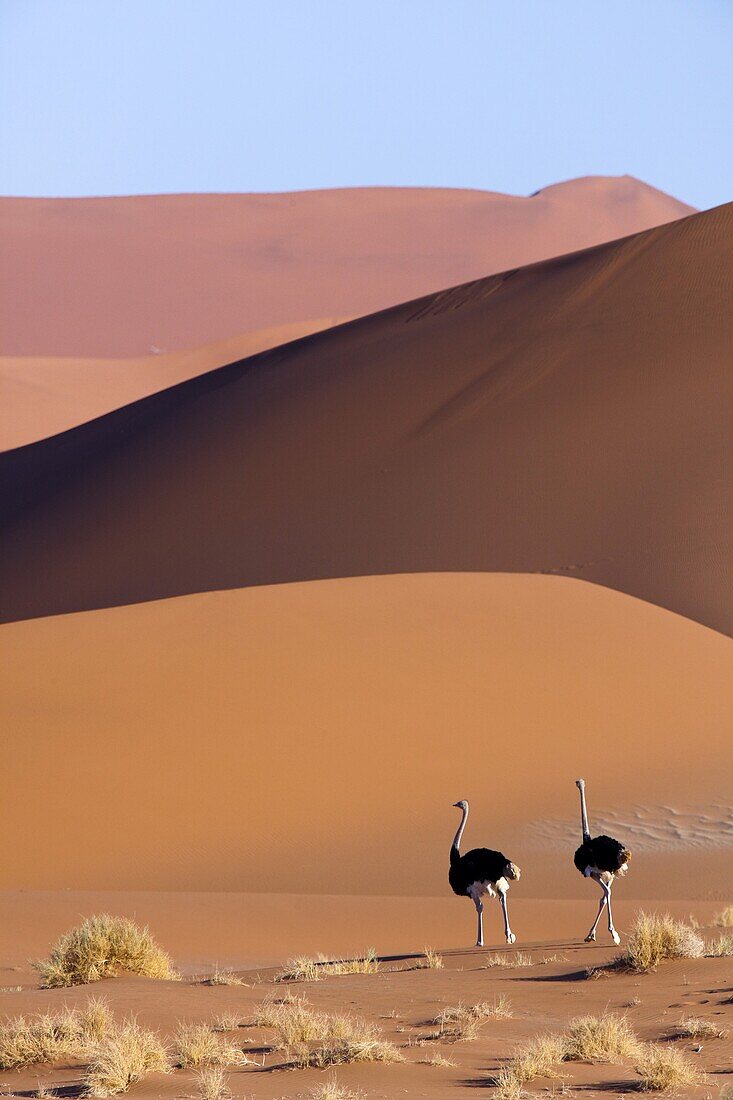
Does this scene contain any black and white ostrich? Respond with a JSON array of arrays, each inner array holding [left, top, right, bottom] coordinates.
[[449, 800, 521, 947], [573, 778, 631, 945]]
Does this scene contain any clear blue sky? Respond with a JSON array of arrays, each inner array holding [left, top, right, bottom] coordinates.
[[1, 0, 731, 208]]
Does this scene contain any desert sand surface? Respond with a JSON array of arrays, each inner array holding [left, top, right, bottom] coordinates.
[[0, 318, 345, 449], [1, 574, 731, 894], [2, 202, 730, 632], [0, 895, 730, 1099], [0, 176, 693, 358]]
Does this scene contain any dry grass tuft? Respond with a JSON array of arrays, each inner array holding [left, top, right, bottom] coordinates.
[[0, 999, 113, 1069], [635, 1042, 702, 1091], [211, 1012, 243, 1033], [261, 1007, 402, 1068], [511, 951, 534, 968], [274, 948, 378, 983], [714, 904, 733, 928], [418, 1051, 457, 1067], [308, 1081, 363, 1100], [617, 912, 704, 972], [494, 1032, 567, 1095], [564, 1013, 641, 1063], [434, 995, 513, 1041], [194, 1065, 230, 1100], [35, 915, 178, 988], [706, 933, 733, 957], [421, 947, 443, 969], [676, 1016, 727, 1040], [173, 1023, 247, 1068], [203, 967, 242, 987], [82, 1017, 169, 1096], [483, 953, 509, 968]]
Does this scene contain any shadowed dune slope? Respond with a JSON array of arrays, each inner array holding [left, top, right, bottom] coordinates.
[[0, 176, 693, 357], [1, 574, 731, 895], [0, 317, 346, 449], [1, 203, 731, 630]]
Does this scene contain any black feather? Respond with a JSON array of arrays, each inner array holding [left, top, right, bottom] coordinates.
[[574, 835, 631, 876], [449, 847, 512, 897]]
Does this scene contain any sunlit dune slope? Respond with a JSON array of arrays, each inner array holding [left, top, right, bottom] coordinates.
[[1, 574, 730, 895], [0, 317, 345, 449], [1, 203, 730, 631], [0, 176, 693, 357]]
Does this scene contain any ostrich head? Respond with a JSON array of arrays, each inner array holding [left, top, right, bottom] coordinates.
[[575, 778, 585, 790], [505, 861, 521, 881], [452, 800, 468, 811]]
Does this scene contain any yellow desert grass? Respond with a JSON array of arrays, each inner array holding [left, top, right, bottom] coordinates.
[[714, 904, 733, 928], [563, 1013, 641, 1063], [203, 967, 243, 986], [617, 912, 704, 972], [254, 1001, 401, 1068], [496, 1031, 567, 1094], [82, 1017, 169, 1096], [274, 948, 379, 983], [173, 1022, 248, 1068], [706, 933, 733, 957], [421, 947, 444, 969], [635, 1042, 702, 1091], [309, 1081, 363, 1100], [35, 914, 178, 987], [676, 1016, 727, 1040], [0, 998, 113, 1069], [418, 1051, 457, 1067], [194, 1065, 230, 1100], [434, 997, 512, 1041]]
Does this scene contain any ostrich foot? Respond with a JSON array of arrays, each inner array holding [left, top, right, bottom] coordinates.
[[475, 940, 484, 948], [505, 932, 516, 944], [610, 929, 621, 946], [585, 931, 597, 942]]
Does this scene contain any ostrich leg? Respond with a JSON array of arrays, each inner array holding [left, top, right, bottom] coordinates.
[[606, 881, 620, 945], [585, 883, 608, 942], [474, 897, 484, 947], [499, 887, 516, 944]]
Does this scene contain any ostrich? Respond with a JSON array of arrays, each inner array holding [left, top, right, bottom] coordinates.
[[449, 800, 521, 947], [573, 778, 631, 945]]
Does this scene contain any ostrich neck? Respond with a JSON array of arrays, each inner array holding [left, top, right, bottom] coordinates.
[[451, 805, 468, 860], [579, 786, 591, 841]]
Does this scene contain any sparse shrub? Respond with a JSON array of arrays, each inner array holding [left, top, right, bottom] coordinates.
[[203, 968, 242, 987], [714, 905, 733, 928], [422, 948, 443, 969], [563, 1013, 641, 1063], [194, 1065, 230, 1100], [434, 996, 512, 1041], [676, 1016, 727, 1040], [173, 1023, 247, 1068], [707, 934, 733, 957], [498, 1032, 567, 1088], [483, 953, 509, 968], [34, 1084, 57, 1099], [0, 999, 112, 1069], [274, 955, 322, 982], [511, 952, 533, 967], [253, 1001, 331, 1045], [275, 948, 379, 982], [308, 1081, 363, 1100], [83, 1018, 169, 1096], [285, 1013, 402, 1068], [618, 912, 704, 972], [211, 1012, 243, 1032], [493, 1069, 525, 1100], [418, 1051, 456, 1067], [35, 915, 178, 987], [635, 1042, 702, 1091]]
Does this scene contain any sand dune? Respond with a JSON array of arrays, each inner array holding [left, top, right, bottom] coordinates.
[[0, 317, 345, 449], [1, 573, 730, 895], [0, 176, 693, 358], [1, 202, 730, 631]]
